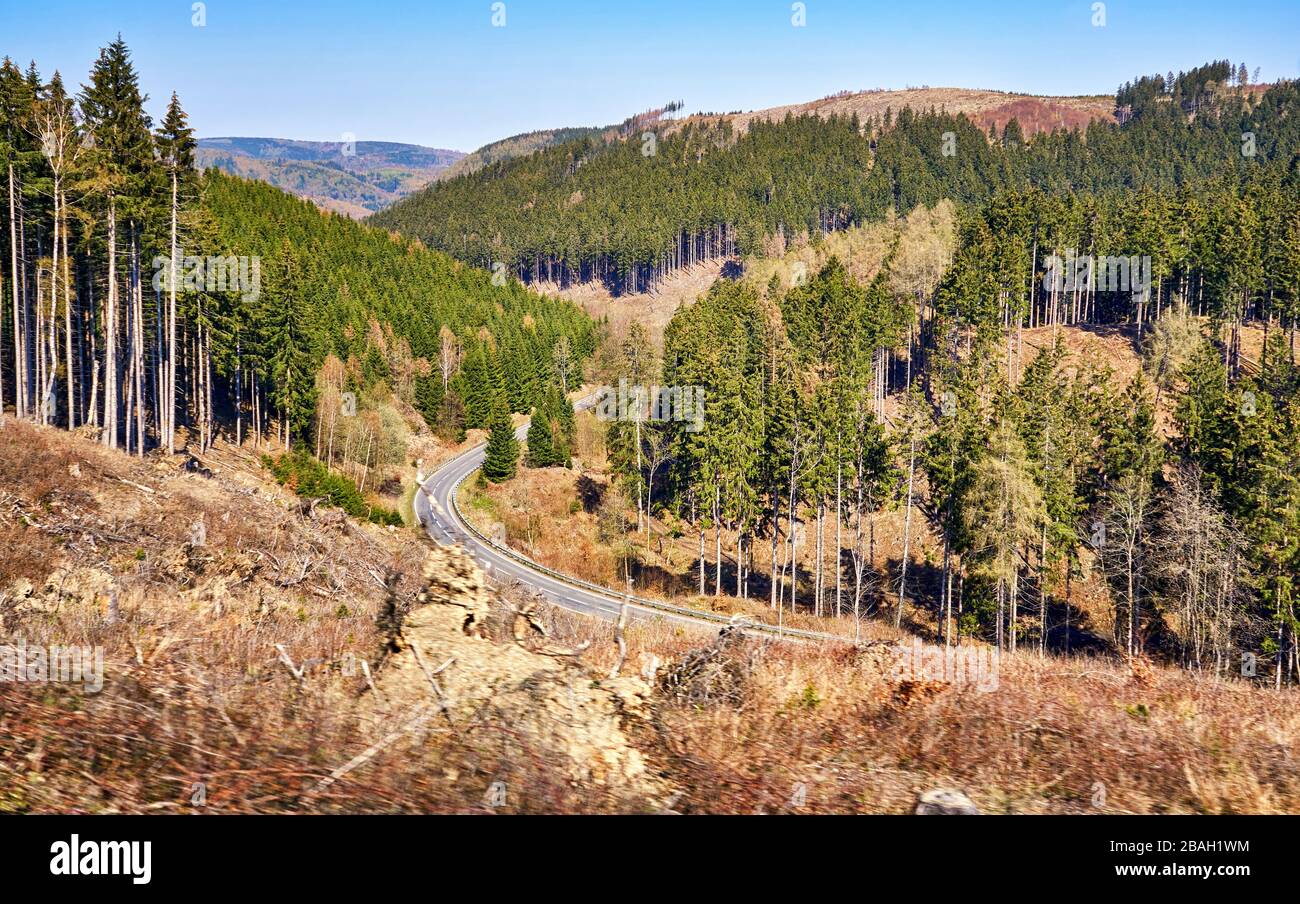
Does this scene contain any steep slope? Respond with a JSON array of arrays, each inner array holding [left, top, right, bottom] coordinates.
[[371, 73, 1295, 297], [434, 103, 685, 181], [191, 171, 597, 446], [0, 420, 664, 812]]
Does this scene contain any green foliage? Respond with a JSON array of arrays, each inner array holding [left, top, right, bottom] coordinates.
[[202, 170, 597, 442], [375, 74, 1300, 300], [526, 385, 572, 468], [482, 405, 519, 483], [263, 451, 403, 526]]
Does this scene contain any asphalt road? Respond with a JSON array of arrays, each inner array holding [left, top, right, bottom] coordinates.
[[412, 398, 841, 643]]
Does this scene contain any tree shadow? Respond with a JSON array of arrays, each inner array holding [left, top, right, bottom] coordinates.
[[575, 474, 605, 513], [1042, 592, 1110, 655], [628, 558, 692, 598], [887, 556, 945, 637]]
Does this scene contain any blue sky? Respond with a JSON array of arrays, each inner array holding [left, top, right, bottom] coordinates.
[[2, 0, 1297, 152]]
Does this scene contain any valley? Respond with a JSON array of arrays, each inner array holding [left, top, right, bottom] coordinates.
[[1, 23, 1298, 830], [197, 136, 464, 216]]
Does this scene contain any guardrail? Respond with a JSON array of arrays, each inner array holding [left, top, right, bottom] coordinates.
[[438, 441, 846, 646]]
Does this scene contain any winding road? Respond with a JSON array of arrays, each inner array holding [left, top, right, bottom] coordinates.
[[413, 398, 840, 643]]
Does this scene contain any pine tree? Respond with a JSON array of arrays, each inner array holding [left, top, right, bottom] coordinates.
[[264, 239, 316, 447], [482, 402, 519, 482], [960, 419, 1044, 652], [79, 37, 156, 449], [155, 91, 195, 452], [33, 71, 80, 429], [525, 406, 558, 467], [414, 371, 444, 428]]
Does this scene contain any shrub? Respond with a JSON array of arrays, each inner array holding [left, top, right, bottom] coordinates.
[[263, 451, 404, 527]]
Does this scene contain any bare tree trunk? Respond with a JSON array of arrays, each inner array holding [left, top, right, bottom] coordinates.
[[104, 201, 118, 448], [1127, 545, 1136, 657], [944, 545, 954, 649], [1039, 523, 1048, 655], [132, 229, 144, 456], [896, 435, 916, 628], [167, 171, 179, 452], [697, 517, 705, 597], [205, 326, 214, 451], [34, 267, 42, 422], [815, 502, 824, 617], [634, 408, 644, 534], [835, 460, 843, 617], [852, 464, 864, 623], [62, 192, 74, 428], [713, 482, 722, 597], [236, 343, 243, 447], [1010, 571, 1019, 654], [50, 181, 60, 424], [8, 161, 22, 419], [735, 534, 743, 599], [769, 487, 779, 610], [253, 375, 261, 449], [787, 469, 799, 614]]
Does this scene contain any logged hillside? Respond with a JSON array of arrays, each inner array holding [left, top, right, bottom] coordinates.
[[0, 419, 670, 812], [4, 420, 1298, 814], [434, 88, 1110, 188], [671, 86, 1114, 138], [373, 66, 1300, 296], [198, 137, 464, 217]]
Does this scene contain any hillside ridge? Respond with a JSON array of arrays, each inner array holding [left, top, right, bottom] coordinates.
[[197, 136, 465, 217]]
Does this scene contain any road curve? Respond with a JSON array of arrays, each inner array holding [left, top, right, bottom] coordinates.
[[413, 397, 843, 644]]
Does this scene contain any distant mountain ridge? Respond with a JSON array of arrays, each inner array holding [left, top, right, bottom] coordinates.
[[196, 137, 464, 218], [435, 102, 687, 181], [428, 88, 1113, 186], [436, 126, 607, 181], [666, 86, 1114, 138]]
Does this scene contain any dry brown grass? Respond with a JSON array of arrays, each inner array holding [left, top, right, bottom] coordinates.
[[540, 262, 724, 352], [0, 422, 641, 813], [545, 609, 1300, 814], [4, 420, 1296, 815]]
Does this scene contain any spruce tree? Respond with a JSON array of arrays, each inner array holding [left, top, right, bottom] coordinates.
[[155, 91, 195, 450], [264, 239, 316, 446], [525, 407, 558, 467], [482, 403, 519, 482]]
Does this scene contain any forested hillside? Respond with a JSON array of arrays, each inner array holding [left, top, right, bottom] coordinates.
[[434, 100, 686, 183], [374, 61, 1300, 296], [570, 62, 1300, 685], [0, 41, 596, 470]]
